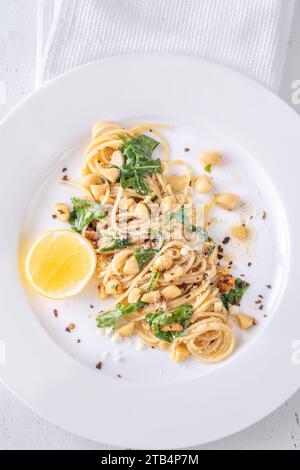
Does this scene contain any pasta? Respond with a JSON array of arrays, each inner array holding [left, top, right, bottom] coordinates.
[[58, 121, 255, 364]]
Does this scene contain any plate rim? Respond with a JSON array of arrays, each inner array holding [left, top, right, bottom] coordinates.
[[0, 54, 300, 449]]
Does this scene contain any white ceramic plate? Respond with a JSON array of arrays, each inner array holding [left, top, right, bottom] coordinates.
[[0, 55, 300, 449]]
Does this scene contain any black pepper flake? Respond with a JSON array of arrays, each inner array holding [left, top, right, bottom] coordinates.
[[259, 305, 264, 310], [240, 274, 245, 277], [222, 237, 231, 245], [52, 214, 57, 219], [117, 374, 122, 378], [149, 129, 153, 133], [96, 362, 102, 370], [248, 262, 252, 267], [217, 254, 223, 260], [62, 167, 67, 172], [184, 147, 190, 152], [90, 304, 94, 309], [262, 211, 267, 220], [263, 314, 268, 318], [229, 261, 233, 266], [62, 175, 69, 181], [218, 245, 224, 253], [77, 339, 81, 344], [258, 294, 264, 299], [266, 284, 272, 289], [65, 326, 71, 333], [53, 309, 58, 317]]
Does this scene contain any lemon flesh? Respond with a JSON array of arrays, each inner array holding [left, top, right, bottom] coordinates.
[[25, 230, 96, 299]]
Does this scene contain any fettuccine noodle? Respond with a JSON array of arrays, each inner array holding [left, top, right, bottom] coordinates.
[[58, 121, 255, 364]]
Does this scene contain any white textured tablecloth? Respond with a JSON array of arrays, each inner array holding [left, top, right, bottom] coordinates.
[[37, 0, 295, 91]]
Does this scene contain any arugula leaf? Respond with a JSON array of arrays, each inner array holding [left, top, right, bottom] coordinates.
[[148, 271, 161, 291], [97, 301, 145, 328], [119, 134, 162, 195], [135, 248, 159, 270], [99, 238, 132, 252], [206, 244, 216, 256], [164, 206, 188, 225], [69, 197, 106, 233], [190, 225, 209, 242], [171, 305, 194, 328], [221, 278, 250, 310], [146, 305, 193, 343], [165, 206, 209, 242]]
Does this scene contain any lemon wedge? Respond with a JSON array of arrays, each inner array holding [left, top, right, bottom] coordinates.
[[25, 230, 96, 299]]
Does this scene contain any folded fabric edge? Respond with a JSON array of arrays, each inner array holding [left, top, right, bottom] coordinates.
[[35, 0, 296, 93]]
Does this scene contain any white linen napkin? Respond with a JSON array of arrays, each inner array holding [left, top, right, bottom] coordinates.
[[37, 0, 295, 91]]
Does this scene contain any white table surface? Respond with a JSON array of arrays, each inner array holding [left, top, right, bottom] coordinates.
[[1, 0, 300, 450]]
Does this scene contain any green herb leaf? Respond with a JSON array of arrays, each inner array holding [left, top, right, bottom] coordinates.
[[148, 271, 161, 291], [171, 305, 194, 328], [206, 244, 216, 256], [165, 206, 209, 242], [164, 206, 188, 225], [190, 225, 209, 242], [146, 305, 193, 343], [69, 197, 106, 233], [204, 164, 212, 173], [135, 248, 159, 270], [99, 238, 132, 252], [97, 301, 145, 328], [221, 278, 250, 310], [119, 134, 162, 195]]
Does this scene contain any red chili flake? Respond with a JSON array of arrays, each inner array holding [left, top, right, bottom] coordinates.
[[218, 245, 224, 253], [62, 167, 67, 172], [96, 362, 102, 370], [222, 237, 230, 245], [266, 284, 272, 289], [255, 300, 262, 305], [184, 147, 190, 152], [217, 254, 223, 260], [62, 175, 69, 181]]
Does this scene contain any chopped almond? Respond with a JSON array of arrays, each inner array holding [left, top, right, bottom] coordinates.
[[237, 314, 256, 330]]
